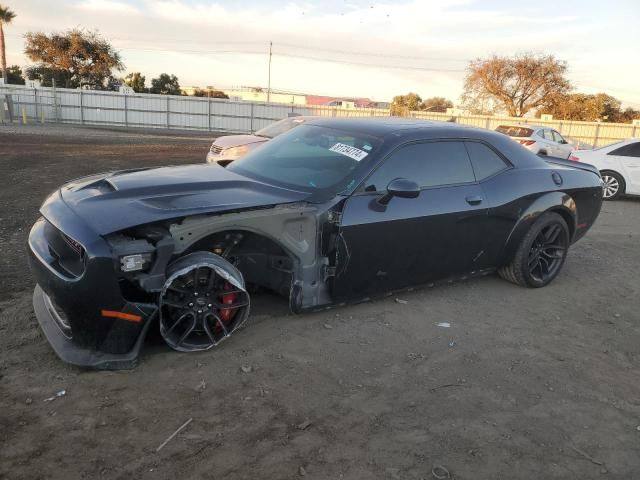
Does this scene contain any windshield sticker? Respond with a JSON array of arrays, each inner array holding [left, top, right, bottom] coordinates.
[[329, 143, 369, 161]]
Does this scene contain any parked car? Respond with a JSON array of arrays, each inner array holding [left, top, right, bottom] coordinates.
[[496, 125, 574, 159], [28, 118, 603, 369], [569, 138, 640, 200], [206, 116, 314, 166]]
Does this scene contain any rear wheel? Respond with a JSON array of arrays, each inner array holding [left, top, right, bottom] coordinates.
[[159, 252, 250, 352], [600, 170, 625, 200], [498, 212, 570, 288]]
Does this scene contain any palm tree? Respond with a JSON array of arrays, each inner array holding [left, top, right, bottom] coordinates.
[[0, 5, 16, 84]]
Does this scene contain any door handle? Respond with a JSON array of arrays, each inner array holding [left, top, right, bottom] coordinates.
[[465, 195, 483, 205]]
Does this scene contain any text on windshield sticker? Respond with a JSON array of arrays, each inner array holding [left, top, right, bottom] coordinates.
[[329, 143, 369, 161]]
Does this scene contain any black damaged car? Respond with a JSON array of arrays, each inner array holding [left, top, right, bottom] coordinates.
[[28, 118, 603, 369]]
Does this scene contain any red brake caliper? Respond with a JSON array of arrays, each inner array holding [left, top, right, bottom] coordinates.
[[218, 282, 238, 324]]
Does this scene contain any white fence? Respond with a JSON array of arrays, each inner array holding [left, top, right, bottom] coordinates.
[[0, 84, 389, 134], [2, 84, 639, 147]]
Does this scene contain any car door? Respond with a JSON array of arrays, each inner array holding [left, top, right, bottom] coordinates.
[[538, 129, 554, 155], [608, 142, 640, 193], [551, 130, 572, 158], [331, 140, 490, 300]]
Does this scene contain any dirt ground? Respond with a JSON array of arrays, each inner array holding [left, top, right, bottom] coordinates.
[[1, 124, 639, 480]]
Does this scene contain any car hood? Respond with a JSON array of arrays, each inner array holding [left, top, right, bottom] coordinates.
[[213, 135, 269, 148], [47, 164, 309, 235]]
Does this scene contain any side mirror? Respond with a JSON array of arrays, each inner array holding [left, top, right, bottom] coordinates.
[[378, 178, 420, 205]]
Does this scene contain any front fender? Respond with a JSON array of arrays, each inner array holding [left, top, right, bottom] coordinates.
[[500, 191, 577, 264]]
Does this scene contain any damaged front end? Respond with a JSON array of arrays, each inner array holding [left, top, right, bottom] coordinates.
[[28, 190, 340, 369]]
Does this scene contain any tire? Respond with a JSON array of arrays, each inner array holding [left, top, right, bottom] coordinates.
[[538, 149, 548, 156], [159, 252, 250, 352], [600, 170, 625, 200], [498, 212, 570, 288]]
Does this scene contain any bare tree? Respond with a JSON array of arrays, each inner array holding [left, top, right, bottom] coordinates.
[[462, 54, 571, 117]]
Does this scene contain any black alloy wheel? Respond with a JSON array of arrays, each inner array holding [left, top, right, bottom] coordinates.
[[526, 222, 568, 284], [159, 253, 250, 352]]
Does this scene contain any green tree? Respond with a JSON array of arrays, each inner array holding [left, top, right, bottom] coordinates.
[[539, 93, 626, 122], [422, 96, 453, 113], [24, 29, 124, 89], [462, 53, 571, 117], [7, 64, 24, 84], [192, 87, 229, 99], [390, 92, 423, 116], [123, 72, 146, 93], [150, 73, 181, 95], [0, 4, 16, 83], [612, 107, 640, 123]]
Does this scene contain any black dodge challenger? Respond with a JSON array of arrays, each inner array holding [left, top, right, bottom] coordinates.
[[28, 118, 603, 369]]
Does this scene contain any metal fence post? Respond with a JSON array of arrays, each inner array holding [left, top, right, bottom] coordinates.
[[79, 90, 84, 124], [632, 125, 637, 138], [124, 94, 128, 127], [166, 96, 170, 129], [52, 79, 58, 123], [594, 122, 601, 146], [250, 103, 254, 132], [34, 88, 39, 123], [208, 94, 211, 132]]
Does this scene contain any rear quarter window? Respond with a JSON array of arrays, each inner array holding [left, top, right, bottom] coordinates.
[[464, 142, 509, 180]]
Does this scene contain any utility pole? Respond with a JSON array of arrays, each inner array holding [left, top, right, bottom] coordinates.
[[267, 41, 272, 103]]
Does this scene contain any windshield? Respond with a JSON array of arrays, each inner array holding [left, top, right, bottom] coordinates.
[[255, 117, 307, 138], [227, 124, 380, 193]]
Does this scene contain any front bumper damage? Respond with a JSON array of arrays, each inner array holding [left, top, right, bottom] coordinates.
[[32, 285, 153, 369], [28, 213, 157, 369]]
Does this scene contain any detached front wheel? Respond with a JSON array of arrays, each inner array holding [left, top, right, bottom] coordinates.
[[498, 212, 570, 288], [159, 252, 250, 352]]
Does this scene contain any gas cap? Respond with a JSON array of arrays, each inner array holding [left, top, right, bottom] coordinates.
[[552, 172, 563, 186]]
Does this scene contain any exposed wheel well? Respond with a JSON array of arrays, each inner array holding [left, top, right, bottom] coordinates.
[[547, 207, 575, 241], [184, 230, 295, 298]]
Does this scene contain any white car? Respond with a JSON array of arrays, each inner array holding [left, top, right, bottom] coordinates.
[[569, 138, 640, 200], [496, 125, 574, 159]]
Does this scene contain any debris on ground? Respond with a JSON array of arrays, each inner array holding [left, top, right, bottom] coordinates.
[[394, 298, 408, 304], [570, 445, 604, 466], [432, 464, 451, 479], [44, 390, 66, 402], [448, 341, 456, 348], [156, 418, 193, 452], [323, 323, 333, 329], [298, 465, 307, 476], [194, 379, 206, 393], [297, 420, 313, 430], [436, 322, 451, 328], [240, 365, 252, 374]]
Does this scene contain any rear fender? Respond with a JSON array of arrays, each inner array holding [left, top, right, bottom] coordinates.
[[500, 191, 577, 264]]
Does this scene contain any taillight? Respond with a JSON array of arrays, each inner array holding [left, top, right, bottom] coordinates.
[[568, 154, 580, 161], [518, 140, 535, 146]]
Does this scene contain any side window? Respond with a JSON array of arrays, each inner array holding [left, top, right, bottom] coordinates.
[[536, 130, 546, 139], [464, 142, 509, 180], [364, 141, 475, 191], [552, 131, 565, 143], [543, 129, 553, 140], [609, 143, 640, 157]]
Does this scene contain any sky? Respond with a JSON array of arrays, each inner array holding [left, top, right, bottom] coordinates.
[[4, 0, 640, 107]]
